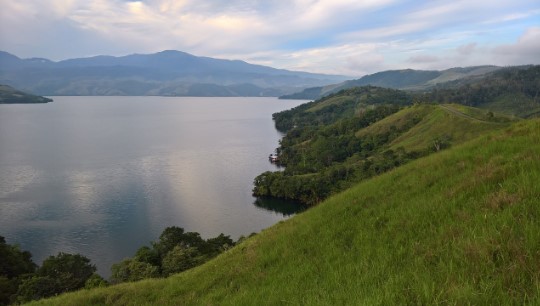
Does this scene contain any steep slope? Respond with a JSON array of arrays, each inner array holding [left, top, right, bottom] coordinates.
[[32, 119, 540, 305]]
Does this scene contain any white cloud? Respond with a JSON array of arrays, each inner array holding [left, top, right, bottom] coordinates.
[[482, 9, 540, 24], [408, 55, 440, 64], [1, 0, 539, 75], [456, 43, 477, 56], [492, 27, 540, 65]]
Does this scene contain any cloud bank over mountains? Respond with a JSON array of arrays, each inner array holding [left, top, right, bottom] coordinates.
[[1, 0, 539, 76]]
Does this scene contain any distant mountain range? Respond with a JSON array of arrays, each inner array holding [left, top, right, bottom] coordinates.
[[280, 66, 504, 99], [0, 50, 349, 97]]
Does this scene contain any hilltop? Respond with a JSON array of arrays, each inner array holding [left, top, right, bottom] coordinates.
[[31, 119, 540, 305], [0, 84, 52, 104]]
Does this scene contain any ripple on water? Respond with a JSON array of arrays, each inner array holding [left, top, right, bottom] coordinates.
[[0, 165, 39, 198]]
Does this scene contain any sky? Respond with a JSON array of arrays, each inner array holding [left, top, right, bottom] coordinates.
[[1, 0, 539, 76]]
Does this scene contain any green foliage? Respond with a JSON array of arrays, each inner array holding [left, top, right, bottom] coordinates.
[[419, 65, 540, 117], [84, 273, 108, 289], [0, 236, 37, 305], [154, 226, 206, 257], [12, 252, 98, 303], [203, 233, 234, 256], [110, 259, 160, 284], [109, 227, 236, 284], [161, 247, 205, 276], [0, 236, 36, 279], [37, 253, 96, 293], [135, 246, 160, 267], [0, 276, 17, 306], [16, 276, 57, 304], [256, 99, 514, 206], [0, 244, 99, 304], [273, 86, 412, 132], [30, 120, 540, 306]]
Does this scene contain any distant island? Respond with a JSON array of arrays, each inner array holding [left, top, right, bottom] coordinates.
[[0, 84, 52, 104]]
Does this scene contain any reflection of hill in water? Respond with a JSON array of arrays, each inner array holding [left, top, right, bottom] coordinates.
[[254, 197, 305, 216]]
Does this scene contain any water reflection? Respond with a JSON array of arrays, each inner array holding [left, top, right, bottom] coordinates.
[[253, 197, 306, 216], [0, 96, 308, 277]]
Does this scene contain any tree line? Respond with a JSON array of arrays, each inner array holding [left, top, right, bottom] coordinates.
[[0, 228, 240, 305]]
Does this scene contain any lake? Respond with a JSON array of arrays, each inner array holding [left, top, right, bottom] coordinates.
[[0, 96, 306, 277]]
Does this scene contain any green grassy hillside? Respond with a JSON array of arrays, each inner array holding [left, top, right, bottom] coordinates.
[[32, 119, 540, 305], [357, 103, 514, 152]]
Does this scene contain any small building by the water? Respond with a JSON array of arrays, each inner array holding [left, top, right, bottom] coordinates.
[[269, 153, 279, 162]]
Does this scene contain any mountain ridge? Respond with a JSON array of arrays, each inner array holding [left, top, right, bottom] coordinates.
[[0, 50, 349, 97], [280, 65, 504, 99]]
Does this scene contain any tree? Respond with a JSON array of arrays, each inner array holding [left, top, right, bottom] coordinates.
[[0, 236, 36, 279], [204, 233, 234, 256], [37, 252, 96, 293], [153, 226, 206, 257], [0, 236, 37, 305], [154, 226, 185, 256], [15, 276, 57, 303], [84, 273, 108, 289], [161, 246, 205, 276], [0, 276, 18, 305], [432, 135, 451, 152], [110, 259, 159, 284], [135, 246, 160, 267]]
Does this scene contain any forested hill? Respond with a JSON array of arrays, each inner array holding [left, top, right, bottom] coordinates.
[[280, 65, 501, 100], [256, 101, 514, 205], [273, 86, 413, 132], [418, 65, 540, 118], [0, 84, 52, 104]]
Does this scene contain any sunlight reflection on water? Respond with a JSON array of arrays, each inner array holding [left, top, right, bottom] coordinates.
[[0, 96, 306, 276]]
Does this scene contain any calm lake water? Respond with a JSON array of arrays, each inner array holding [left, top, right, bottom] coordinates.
[[0, 96, 306, 277]]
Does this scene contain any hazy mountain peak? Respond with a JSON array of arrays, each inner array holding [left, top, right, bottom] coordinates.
[[0, 50, 349, 96]]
